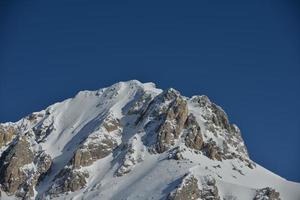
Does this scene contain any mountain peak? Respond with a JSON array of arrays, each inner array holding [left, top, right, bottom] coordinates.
[[0, 80, 299, 200]]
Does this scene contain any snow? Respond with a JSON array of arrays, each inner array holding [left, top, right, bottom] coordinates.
[[0, 80, 299, 200]]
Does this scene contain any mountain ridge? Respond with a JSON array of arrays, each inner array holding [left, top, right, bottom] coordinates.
[[0, 80, 299, 200]]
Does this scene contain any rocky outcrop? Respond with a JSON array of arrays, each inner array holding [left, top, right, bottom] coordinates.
[[168, 174, 220, 200], [0, 125, 16, 149], [72, 135, 118, 169], [48, 114, 122, 196], [116, 134, 145, 176], [47, 168, 89, 197], [127, 92, 153, 115], [184, 114, 203, 150], [190, 95, 230, 131], [0, 136, 34, 196], [72, 114, 121, 169], [155, 89, 188, 153], [0, 134, 52, 198], [33, 120, 55, 143], [202, 139, 222, 161], [168, 175, 200, 200], [199, 175, 221, 200], [102, 116, 121, 132], [254, 187, 281, 200], [190, 95, 249, 162], [0, 80, 289, 200]]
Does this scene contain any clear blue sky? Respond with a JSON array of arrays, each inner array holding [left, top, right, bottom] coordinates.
[[0, 0, 299, 181]]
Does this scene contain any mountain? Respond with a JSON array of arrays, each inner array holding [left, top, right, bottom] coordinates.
[[0, 80, 299, 200]]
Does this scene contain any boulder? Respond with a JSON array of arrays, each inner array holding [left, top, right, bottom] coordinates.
[[254, 187, 281, 200], [168, 175, 200, 200]]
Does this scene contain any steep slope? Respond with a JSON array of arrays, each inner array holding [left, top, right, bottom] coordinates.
[[0, 80, 299, 200]]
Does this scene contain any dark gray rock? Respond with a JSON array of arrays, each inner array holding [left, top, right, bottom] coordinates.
[[33, 121, 55, 143], [254, 187, 281, 200], [199, 176, 221, 200], [47, 168, 89, 197], [202, 140, 222, 161]]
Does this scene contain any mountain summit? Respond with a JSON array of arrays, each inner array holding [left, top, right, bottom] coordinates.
[[0, 80, 299, 200]]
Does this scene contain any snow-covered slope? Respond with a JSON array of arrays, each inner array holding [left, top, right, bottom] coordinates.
[[0, 80, 299, 200]]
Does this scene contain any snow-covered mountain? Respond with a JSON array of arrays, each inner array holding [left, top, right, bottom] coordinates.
[[0, 80, 299, 200]]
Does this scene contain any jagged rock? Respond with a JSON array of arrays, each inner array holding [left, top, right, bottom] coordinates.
[[35, 151, 52, 175], [116, 134, 145, 176], [47, 168, 89, 197], [72, 136, 118, 169], [0, 136, 34, 196], [0, 80, 295, 200], [190, 95, 249, 162], [254, 187, 281, 200], [102, 116, 121, 132], [211, 103, 231, 131], [168, 175, 200, 200], [184, 114, 203, 150], [202, 140, 222, 161], [32, 117, 55, 143], [0, 125, 16, 149], [127, 92, 153, 115], [71, 114, 121, 169], [191, 95, 230, 131], [156, 89, 188, 153], [27, 113, 44, 124], [49, 115, 122, 196], [228, 124, 249, 157], [199, 175, 221, 200], [169, 174, 220, 200], [0, 134, 52, 198], [168, 147, 184, 160]]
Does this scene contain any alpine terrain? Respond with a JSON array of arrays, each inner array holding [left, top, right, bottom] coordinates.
[[0, 80, 299, 200]]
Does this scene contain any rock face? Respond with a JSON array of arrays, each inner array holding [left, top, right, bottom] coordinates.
[[71, 114, 122, 169], [184, 114, 203, 150], [0, 125, 16, 149], [0, 133, 52, 198], [168, 175, 200, 200], [168, 174, 220, 200], [47, 168, 89, 197], [116, 134, 145, 176], [72, 136, 118, 169], [189, 95, 250, 162], [0, 80, 295, 200], [140, 88, 188, 153], [254, 187, 281, 200], [199, 176, 221, 200], [202, 140, 222, 161], [0, 136, 34, 196], [47, 114, 122, 196]]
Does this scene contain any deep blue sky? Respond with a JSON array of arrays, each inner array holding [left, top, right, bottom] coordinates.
[[0, 1, 300, 181]]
